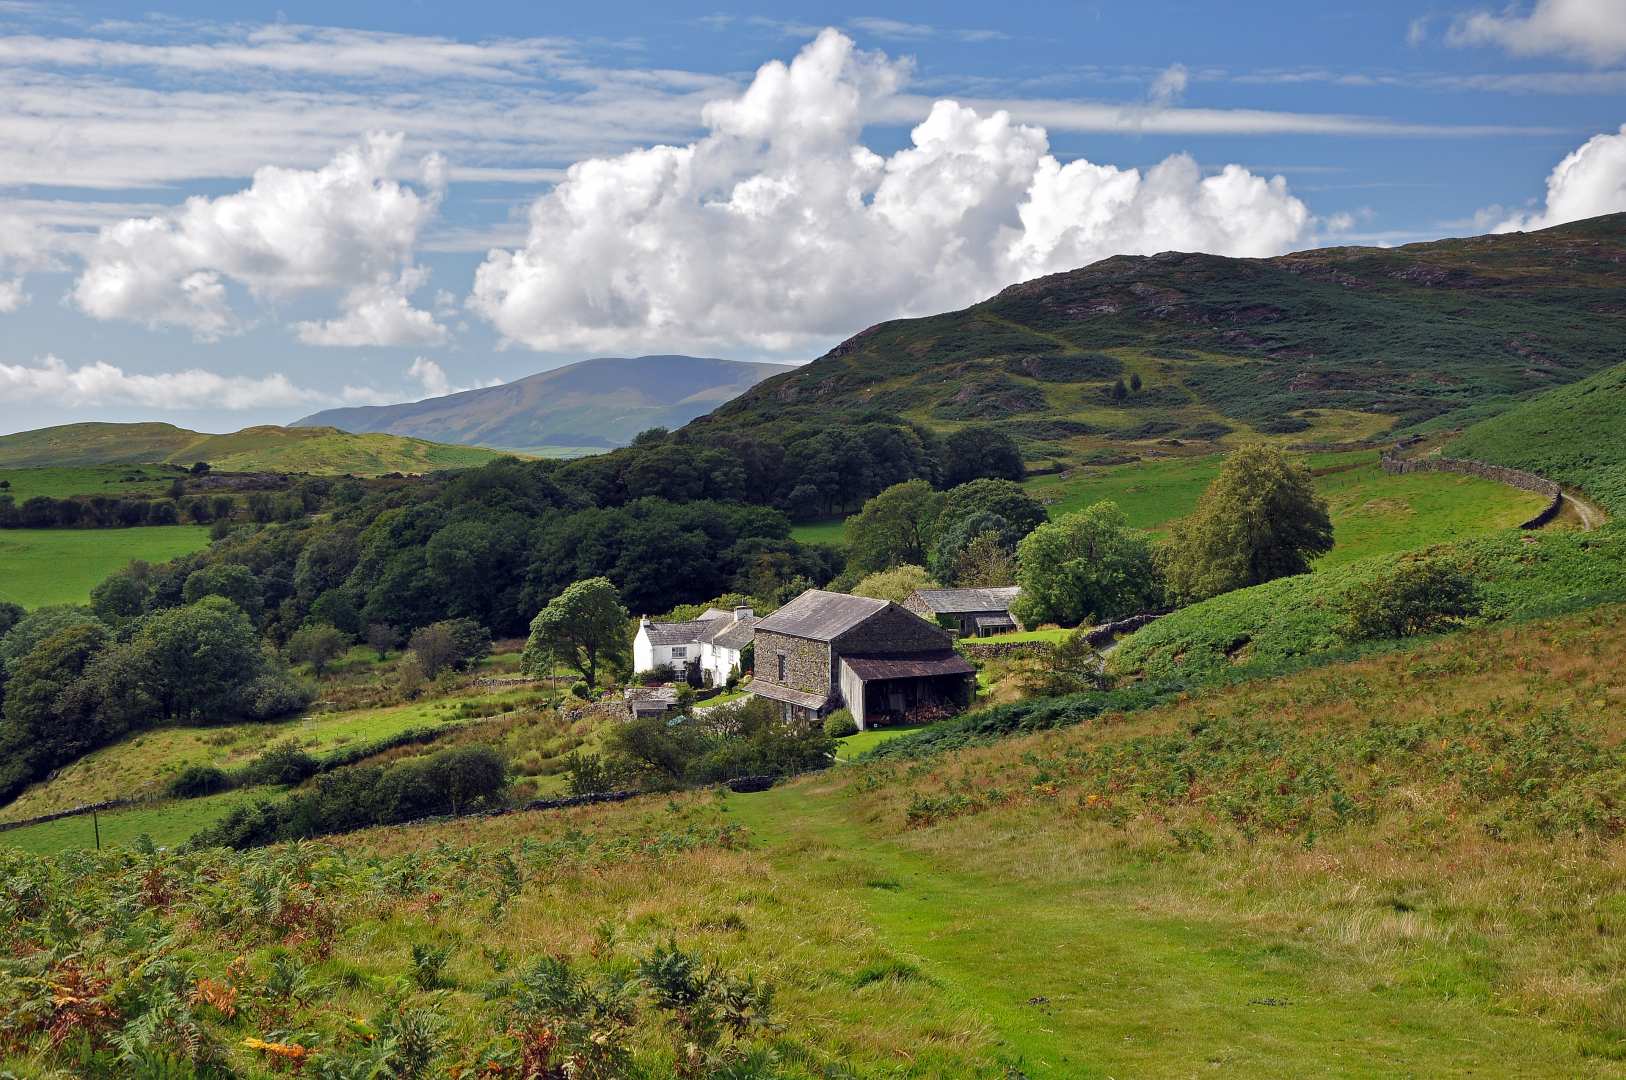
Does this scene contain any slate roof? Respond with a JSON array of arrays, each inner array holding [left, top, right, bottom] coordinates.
[[703, 615, 757, 650], [755, 590, 887, 642], [748, 680, 833, 711], [910, 586, 1021, 615], [839, 652, 976, 681], [642, 620, 713, 646], [974, 613, 1016, 629]]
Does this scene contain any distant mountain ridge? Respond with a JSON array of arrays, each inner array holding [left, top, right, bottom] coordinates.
[[0, 422, 511, 475], [294, 355, 794, 452]]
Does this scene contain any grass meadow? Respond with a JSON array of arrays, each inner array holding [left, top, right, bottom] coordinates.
[[0, 788, 270, 856], [0, 464, 184, 501], [0, 525, 212, 608], [7, 606, 1625, 1075]]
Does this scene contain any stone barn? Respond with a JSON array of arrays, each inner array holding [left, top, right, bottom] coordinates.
[[904, 586, 1023, 636], [749, 590, 975, 729]]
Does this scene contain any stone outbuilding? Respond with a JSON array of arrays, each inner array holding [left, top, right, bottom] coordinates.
[[749, 589, 975, 730], [904, 586, 1023, 637]]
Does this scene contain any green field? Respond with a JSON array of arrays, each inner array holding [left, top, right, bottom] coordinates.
[[0, 463, 185, 501], [0, 787, 269, 856], [788, 516, 848, 547], [0, 686, 550, 824], [0, 526, 211, 608], [1025, 451, 1547, 566]]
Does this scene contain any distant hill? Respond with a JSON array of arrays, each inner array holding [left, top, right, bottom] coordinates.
[[293, 355, 793, 452], [695, 213, 1626, 461], [0, 422, 512, 475], [1450, 360, 1626, 515]]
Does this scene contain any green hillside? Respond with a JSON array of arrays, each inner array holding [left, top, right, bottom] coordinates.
[[1449, 360, 1626, 514], [698, 213, 1626, 466], [6, 607, 1626, 1075], [0, 422, 515, 475]]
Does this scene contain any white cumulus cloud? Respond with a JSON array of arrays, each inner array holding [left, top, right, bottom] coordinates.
[[294, 267, 450, 347], [73, 133, 447, 343], [469, 30, 1312, 354], [1447, 0, 1626, 65], [0, 355, 495, 411], [1495, 124, 1626, 231], [402, 357, 503, 399], [0, 355, 336, 409], [0, 277, 26, 312]]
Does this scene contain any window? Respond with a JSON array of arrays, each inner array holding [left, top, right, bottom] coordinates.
[[671, 647, 687, 659], [777, 653, 787, 681]]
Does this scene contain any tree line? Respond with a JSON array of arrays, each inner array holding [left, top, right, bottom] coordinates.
[[840, 444, 1338, 629]]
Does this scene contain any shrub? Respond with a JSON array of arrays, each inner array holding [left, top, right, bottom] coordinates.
[[166, 764, 231, 799], [1343, 557, 1481, 642], [236, 666, 317, 720], [570, 681, 592, 700], [195, 745, 510, 848], [823, 709, 859, 738], [1020, 631, 1110, 697], [237, 742, 320, 787]]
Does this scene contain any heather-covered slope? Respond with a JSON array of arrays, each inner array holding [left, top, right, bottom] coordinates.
[[698, 214, 1626, 458], [296, 354, 793, 452]]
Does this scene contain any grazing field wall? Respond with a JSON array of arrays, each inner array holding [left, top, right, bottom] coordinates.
[[1380, 453, 1562, 529]]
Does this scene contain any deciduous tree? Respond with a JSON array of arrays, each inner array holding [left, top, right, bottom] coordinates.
[[523, 577, 631, 689], [1162, 444, 1334, 602], [845, 480, 944, 575], [1014, 501, 1163, 627]]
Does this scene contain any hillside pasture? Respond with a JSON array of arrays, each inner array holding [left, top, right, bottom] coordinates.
[[0, 526, 211, 608], [0, 686, 551, 825], [7, 607, 1623, 1075], [0, 788, 268, 856], [0, 463, 185, 501], [1024, 451, 1549, 565]]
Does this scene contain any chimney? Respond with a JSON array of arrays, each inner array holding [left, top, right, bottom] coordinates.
[[639, 615, 650, 628], [734, 606, 754, 621]]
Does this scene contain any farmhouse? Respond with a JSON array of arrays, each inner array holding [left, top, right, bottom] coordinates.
[[749, 589, 975, 730], [904, 586, 1023, 636], [633, 606, 755, 687]]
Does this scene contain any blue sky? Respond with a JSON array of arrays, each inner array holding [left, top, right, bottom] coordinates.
[[1, 0, 1623, 435]]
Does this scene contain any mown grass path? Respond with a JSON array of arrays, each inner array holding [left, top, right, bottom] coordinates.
[[724, 778, 1607, 1078]]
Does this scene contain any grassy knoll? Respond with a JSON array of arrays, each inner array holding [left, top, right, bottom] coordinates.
[[1450, 360, 1626, 515], [0, 687, 551, 824], [0, 421, 514, 475], [1112, 525, 1626, 682], [8, 607, 1625, 1074], [0, 463, 184, 501], [0, 525, 211, 608]]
